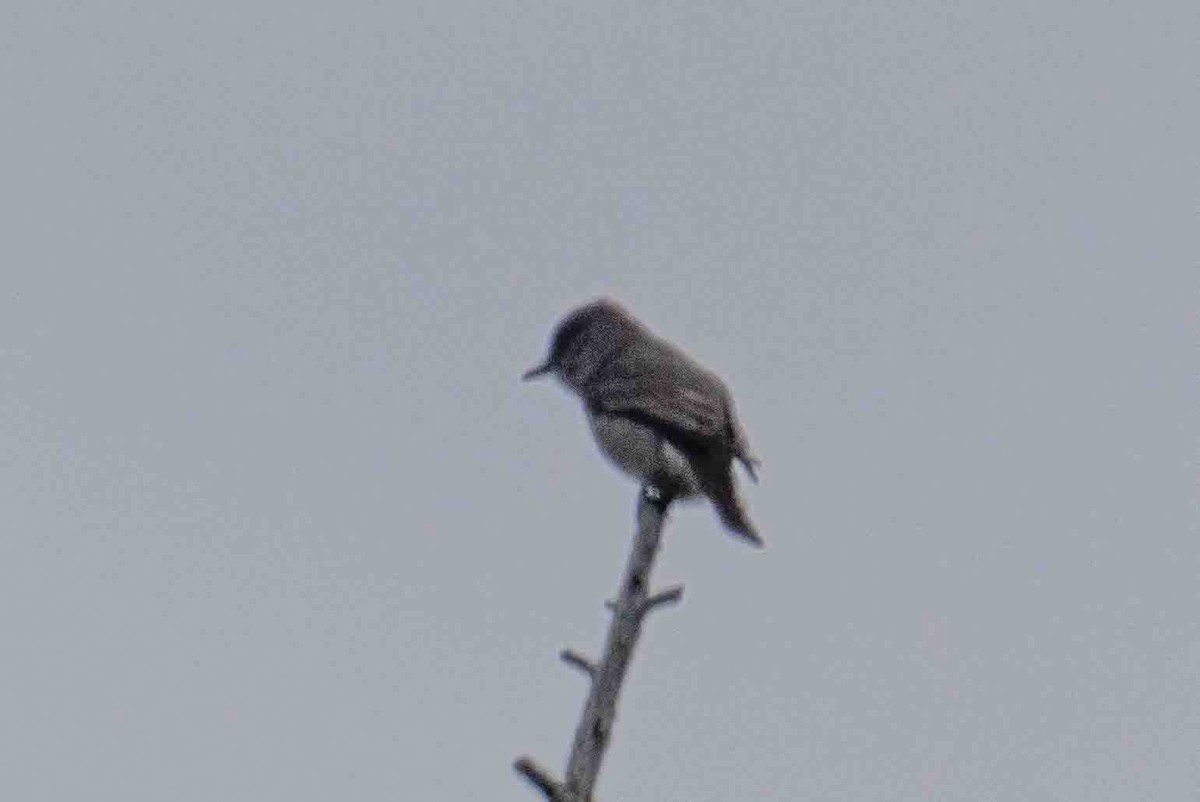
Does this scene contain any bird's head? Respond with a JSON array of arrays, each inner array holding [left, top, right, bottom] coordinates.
[[522, 298, 633, 389]]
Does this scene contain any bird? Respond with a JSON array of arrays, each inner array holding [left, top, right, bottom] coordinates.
[[523, 298, 762, 546]]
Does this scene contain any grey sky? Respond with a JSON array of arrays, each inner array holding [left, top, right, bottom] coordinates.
[[2, 3, 1197, 800]]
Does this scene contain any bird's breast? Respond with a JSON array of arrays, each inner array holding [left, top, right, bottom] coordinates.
[[586, 411, 701, 498]]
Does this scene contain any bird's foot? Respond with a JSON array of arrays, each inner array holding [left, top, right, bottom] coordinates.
[[641, 483, 674, 511]]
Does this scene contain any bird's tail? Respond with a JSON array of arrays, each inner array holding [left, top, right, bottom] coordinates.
[[702, 460, 763, 547]]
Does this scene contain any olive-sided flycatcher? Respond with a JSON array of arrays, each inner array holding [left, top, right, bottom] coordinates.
[[523, 298, 762, 546]]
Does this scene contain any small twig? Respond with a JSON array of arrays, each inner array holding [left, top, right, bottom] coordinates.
[[559, 649, 596, 678], [639, 584, 685, 616], [513, 757, 568, 802]]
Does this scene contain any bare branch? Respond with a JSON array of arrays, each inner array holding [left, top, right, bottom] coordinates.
[[565, 494, 670, 798], [515, 492, 680, 801]]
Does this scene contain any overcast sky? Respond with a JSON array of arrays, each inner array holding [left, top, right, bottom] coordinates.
[[3, 3, 1197, 800]]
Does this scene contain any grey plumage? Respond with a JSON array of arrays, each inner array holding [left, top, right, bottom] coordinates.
[[523, 298, 762, 546]]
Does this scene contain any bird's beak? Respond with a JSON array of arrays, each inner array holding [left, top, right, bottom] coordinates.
[[521, 360, 554, 381]]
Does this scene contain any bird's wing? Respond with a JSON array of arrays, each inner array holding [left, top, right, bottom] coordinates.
[[586, 345, 729, 443], [596, 382, 726, 440]]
